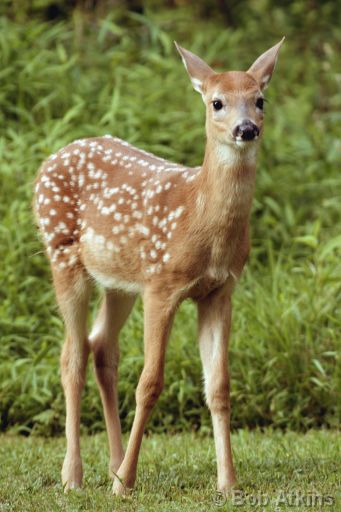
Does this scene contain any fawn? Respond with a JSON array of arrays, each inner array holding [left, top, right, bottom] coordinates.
[[34, 38, 284, 495]]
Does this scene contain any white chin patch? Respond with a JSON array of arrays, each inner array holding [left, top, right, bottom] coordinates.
[[235, 139, 248, 147], [235, 137, 258, 148]]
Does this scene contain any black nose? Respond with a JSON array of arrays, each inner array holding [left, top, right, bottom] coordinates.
[[233, 121, 259, 141]]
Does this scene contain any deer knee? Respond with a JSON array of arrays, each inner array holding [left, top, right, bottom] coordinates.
[[92, 341, 119, 387], [206, 379, 230, 414], [92, 341, 119, 370], [136, 372, 163, 410]]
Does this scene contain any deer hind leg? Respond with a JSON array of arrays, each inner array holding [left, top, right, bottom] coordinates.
[[53, 267, 91, 492], [197, 284, 237, 494], [89, 290, 136, 478], [112, 286, 177, 496]]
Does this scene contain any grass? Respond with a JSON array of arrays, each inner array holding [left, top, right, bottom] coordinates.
[[0, 430, 340, 511], [0, 1, 340, 435]]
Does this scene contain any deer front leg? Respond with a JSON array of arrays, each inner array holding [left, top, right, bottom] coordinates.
[[112, 286, 176, 496], [197, 284, 237, 494]]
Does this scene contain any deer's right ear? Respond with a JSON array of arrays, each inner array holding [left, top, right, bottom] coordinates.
[[174, 42, 215, 94]]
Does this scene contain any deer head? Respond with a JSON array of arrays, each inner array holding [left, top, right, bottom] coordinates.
[[175, 39, 284, 151]]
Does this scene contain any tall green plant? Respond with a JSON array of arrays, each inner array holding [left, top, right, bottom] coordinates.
[[0, 3, 340, 435]]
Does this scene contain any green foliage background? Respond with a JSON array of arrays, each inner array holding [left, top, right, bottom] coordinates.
[[0, 0, 340, 435]]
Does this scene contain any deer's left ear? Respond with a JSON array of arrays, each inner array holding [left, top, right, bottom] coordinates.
[[247, 37, 285, 90], [174, 42, 215, 94]]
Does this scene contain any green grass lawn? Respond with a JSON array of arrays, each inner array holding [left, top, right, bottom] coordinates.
[[0, 430, 340, 511]]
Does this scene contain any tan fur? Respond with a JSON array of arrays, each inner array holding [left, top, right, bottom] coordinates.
[[34, 39, 284, 495]]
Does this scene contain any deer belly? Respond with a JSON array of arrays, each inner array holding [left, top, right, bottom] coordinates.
[[87, 267, 142, 294], [80, 228, 142, 293]]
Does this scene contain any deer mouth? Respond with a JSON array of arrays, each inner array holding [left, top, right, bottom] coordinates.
[[232, 136, 259, 148]]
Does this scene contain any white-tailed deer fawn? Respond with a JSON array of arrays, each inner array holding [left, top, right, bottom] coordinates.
[[34, 38, 284, 495]]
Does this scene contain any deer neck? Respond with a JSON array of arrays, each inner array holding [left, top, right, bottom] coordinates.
[[193, 139, 258, 231]]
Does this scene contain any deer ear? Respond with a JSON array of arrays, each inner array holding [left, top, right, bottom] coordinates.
[[247, 37, 285, 90], [174, 42, 215, 94]]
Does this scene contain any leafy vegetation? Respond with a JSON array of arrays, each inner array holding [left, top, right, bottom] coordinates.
[[0, 430, 340, 511], [0, 1, 340, 435]]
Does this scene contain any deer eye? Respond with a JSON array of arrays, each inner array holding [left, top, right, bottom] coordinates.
[[256, 98, 264, 110], [213, 100, 223, 111]]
